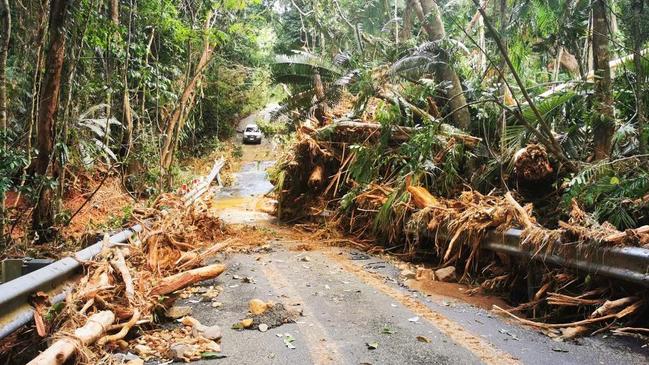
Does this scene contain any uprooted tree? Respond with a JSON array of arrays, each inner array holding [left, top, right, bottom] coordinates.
[[267, 0, 649, 338]]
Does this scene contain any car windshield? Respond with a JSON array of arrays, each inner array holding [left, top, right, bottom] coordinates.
[[245, 127, 258, 133]]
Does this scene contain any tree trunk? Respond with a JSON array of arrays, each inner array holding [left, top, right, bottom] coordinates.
[[57, 1, 92, 215], [498, 0, 508, 156], [0, 0, 9, 141], [312, 69, 329, 125], [413, 0, 471, 131], [633, 0, 646, 154], [160, 12, 214, 173], [110, 0, 118, 25], [592, 0, 614, 160], [119, 0, 134, 162], [399, 5, 414, 42], [0, 0, 11, 244], [32, 0, 68, 241]]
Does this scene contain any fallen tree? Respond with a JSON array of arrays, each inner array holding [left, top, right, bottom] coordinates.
[[308, 120, 482, 147], [271, 100, 649, 338]]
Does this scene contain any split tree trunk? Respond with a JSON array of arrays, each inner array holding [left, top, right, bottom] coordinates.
[[27, 311, 115, 365], [0, 0, 11, 244], [412, 0, 471, 131], [32, 0, 69, 241], [592, 0, 614, 160], [150, 263, 226, 295]]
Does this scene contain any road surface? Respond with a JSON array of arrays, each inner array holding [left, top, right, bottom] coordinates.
[[176, 144, 649, 365]]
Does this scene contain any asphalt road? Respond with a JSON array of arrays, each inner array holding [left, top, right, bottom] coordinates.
[[175, 148, 649, 365]]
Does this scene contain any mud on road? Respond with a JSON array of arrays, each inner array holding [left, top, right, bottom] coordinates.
[[179, 144, 649, 365]]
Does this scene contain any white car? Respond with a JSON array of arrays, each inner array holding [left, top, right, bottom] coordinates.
[[243, 124, 262, 144]]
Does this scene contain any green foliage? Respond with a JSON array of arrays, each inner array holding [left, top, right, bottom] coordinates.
[[373, 183, 409, 239], [563, 160, 649, 229], [348, 145, 381, 184], [340, 185, 363, 212], [0, 132, 28, 198], [231, 145, 244, 159], [257, 118, 289, 137]]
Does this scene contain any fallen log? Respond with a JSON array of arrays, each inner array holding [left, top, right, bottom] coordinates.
[[604, 225, 649, 244], [150, 263, 226, 296], [178, 238, 234, 270], [311, 120, 481, 148], [28, 311, 115, 365]]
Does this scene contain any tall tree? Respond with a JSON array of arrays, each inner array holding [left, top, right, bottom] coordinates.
[[160, 11, 215, 175], [32, 0, 69, 240], [411, 0, 471, 130], [0, 0, 10, 243], [632, 0, 646, 153], [0, 0, 9, 137], [592, 0, 614, 160]]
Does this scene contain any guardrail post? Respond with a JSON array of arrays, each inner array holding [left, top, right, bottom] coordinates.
[[1, 259, 23, 283]]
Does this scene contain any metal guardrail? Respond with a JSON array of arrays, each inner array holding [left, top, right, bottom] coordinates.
[[0, 159, 224, 340], [483, 229, 649, 287]]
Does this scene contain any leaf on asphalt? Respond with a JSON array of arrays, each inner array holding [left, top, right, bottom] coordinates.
[[498, 328, 520, 341], [284, 334, 296, 349], [552, 347, 569, 353], [366, 342, 379, 350], [416, 336, 431, 343], [201, 352, 227, 359], [382, 325, 395, 334]]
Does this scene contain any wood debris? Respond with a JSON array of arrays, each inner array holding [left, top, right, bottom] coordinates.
[[27, 193, 233, 363], [272, 115, 649, 339]]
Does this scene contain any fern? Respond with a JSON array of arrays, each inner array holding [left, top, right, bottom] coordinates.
[[563, 161, 649, 229]]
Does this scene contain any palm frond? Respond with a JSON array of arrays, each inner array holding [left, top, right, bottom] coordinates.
[[273, 51, 342, 86], [520, 91, 577, 125]]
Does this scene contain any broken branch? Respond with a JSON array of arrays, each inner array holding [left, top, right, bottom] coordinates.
[[150, 263, 226, 296], [27, 311, 115, 365]]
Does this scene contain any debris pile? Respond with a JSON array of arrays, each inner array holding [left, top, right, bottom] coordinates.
[[26, 193, 232, 364], [233, 299, 300, 332], [271, 96, 649, 338]]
